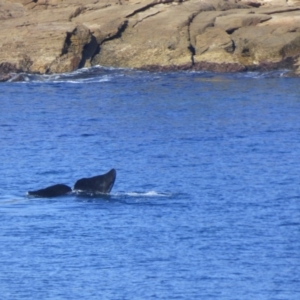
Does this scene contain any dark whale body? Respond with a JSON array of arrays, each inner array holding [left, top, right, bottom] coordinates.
[[27, 169, 116, 198], [28, 184, 72, 198], [74, 169, 116, 194]]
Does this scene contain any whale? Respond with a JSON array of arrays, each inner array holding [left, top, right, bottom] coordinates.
[[27, 169, 116, 198], [28, 184, 72, 198], [74, 168, 116, 194]]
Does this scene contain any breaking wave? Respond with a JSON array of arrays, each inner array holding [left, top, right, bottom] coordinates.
[[6, 65, 292, 84]]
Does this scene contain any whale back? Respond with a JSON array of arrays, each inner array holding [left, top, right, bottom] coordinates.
[[74, 168, 116, 194], [28, 184, 72, 198]]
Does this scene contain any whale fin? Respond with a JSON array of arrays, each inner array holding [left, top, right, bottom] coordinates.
[[28, 184, 72, 198], [74, 169, 116, 194]]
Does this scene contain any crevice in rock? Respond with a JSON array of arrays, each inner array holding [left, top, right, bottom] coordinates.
[[243, 2, 261, 8], [241, 47, 250, 56], [79, 35, 98, 68], [187, 12, 202, 66], [231, 39, 236, 53], [227, 28, 238, 34], [188, 45, 196, 64], [132, 11, 161, 28], [78, 4, 112, 15], [101, 20, 128, 44], [62, 32, 72, 56], [126, 0, 174, 18], [69, 6, 85, 21], [262, 7, 300, 15], [185, 2, 218, 67], [91, 20, 128, 64]]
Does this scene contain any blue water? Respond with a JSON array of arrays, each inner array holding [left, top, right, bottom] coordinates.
[[1, 67, 300, 299]]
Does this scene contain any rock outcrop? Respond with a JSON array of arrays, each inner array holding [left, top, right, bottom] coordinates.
[[1, 0, 300, 79]]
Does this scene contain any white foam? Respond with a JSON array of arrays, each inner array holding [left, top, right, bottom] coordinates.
[[49, 77, 111, 84], [115, 191, 172, 197]]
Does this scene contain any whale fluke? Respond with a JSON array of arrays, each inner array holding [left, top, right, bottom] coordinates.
[[74, 168, 116, 194], [28, 184, 72, 198], [27, 169, 116, 198]]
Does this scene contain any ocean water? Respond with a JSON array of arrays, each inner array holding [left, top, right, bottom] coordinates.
[[1, 67, 299, 300]]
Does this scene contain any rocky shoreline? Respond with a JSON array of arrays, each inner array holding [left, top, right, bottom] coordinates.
[[1, 0, 300, 81]]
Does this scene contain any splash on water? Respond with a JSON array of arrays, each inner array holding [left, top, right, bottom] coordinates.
[[121, 191, 173, 197], [5, 65, 292, 84]]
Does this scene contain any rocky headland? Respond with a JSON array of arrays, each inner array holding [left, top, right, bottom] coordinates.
[[1, 0, 300, 81]]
